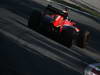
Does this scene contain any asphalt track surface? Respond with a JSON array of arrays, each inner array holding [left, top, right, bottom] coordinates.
[[0, 0, 100, 75]]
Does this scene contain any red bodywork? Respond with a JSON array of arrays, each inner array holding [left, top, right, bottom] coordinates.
[[50, 14, 80, 32]]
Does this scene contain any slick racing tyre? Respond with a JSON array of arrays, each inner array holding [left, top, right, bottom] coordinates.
[[60, 28, 74, 48], [28, 10, 42, 31], [76, 30, 90, 48]]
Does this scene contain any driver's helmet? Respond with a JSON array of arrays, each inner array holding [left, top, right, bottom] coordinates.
[[61, 8, 68, 19]]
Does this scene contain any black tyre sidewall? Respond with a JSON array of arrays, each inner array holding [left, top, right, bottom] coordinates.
[[28, 10, 42, 31], [76, 30, 90, 48], [60, 28, 74, 48]]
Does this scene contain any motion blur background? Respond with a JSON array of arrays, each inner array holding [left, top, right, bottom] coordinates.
[[0, 0, 100, 75]]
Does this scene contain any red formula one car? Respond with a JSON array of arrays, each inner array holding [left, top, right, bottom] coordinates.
[[28, 5, 90, 48]]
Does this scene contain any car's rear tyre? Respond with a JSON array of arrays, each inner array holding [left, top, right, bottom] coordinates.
[[60, 28, 74, 48], [76, 30, 90, 48], [28, 10, 42, 31]]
